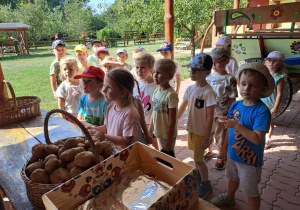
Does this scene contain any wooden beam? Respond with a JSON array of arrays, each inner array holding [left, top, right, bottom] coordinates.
[[214, 2, 300, 27], [23, 31, 30, 54], [226, 32, 300, 36], [164, 0, 174, 60]]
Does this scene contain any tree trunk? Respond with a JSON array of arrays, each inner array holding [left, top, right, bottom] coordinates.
[[190, 25, 196, 57], [164, 0, 174, 59]]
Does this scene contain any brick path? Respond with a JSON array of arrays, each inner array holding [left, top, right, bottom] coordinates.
[[175, 78, 300, 210]]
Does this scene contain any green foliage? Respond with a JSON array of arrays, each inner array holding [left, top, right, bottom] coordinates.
[[97, 27, 119, 47]]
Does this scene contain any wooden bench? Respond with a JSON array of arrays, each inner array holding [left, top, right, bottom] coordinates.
[[0, 109, 82, 209]]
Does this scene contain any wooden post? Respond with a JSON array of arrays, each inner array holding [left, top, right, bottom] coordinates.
[[231, 0, 240, 34], [164, 0, 174, 60], [0, 62, 9, 109], [23, 30, 30, 54]]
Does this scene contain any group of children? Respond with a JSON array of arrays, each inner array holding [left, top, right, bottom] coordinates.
[[49, 36, 287, 209]]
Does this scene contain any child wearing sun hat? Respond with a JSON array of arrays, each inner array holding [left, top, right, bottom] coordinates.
[[212, 62, 274, 209]]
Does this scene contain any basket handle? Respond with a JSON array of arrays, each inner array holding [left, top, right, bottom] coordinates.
[[3, 80, 17, 111], [44, 109, 100, 163]]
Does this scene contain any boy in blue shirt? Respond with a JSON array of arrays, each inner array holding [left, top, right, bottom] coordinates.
[[75, 66, 110, 126], [212, 63, 275, 210]]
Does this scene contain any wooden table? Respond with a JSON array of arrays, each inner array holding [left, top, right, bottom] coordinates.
[[0, 109, 82, 210]]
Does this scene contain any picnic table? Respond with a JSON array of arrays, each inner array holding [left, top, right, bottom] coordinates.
[[0, 109, 82, 210]]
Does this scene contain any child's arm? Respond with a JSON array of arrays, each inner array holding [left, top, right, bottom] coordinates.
[[221, 129, 229, 161], [57, 97, 66, 119], [137, 101, 153, 144], [201, 105, 215, 149], [105, 135, 133, 148], [178, 100, 188, 119], [50, 74, 57, 100], [86, 125, 107, 135], [148, 114, 154, 135], [175, 74, 181, 94], [271, 78, 284, 115], [164, 108, 176, 152], [222, 118, 266, 145]]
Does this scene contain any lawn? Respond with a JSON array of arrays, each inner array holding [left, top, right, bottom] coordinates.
[[1, 40, 192, 111]]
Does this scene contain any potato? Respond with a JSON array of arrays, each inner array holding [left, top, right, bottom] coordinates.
[[58, 160, 66, 168], [44, 154, 57, 164], [76, 137, 85, 144], [77, 143, 85, 149], [66, 161, 76, 170], [59, 147, 85, 163], [53, 140, 64, 146], [50, 168, 70, 184], [45, 144, 59, 155], [31, 143, 42, 155], [99, 155, 104, 162], [94, 141, 103, 154], [30, 144, 47, 163], [101, 141, 113, 159], [70, 167, 83, 178], [57, 144, 64, 149], [45, 158, 60, 173], [93, 131, 105, 142], [74, 151, 95, 169], [84, 141, 91, 150], [26, 161, 45, 174], [58, 147, 66, 157], [64, 138, 78, 150], [30, 169, 50, 184]]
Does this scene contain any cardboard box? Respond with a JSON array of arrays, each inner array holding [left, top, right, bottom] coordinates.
[[42, 142, 201, 210]]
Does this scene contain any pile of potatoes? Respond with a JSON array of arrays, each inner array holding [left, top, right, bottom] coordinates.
[[25, 131, 113, 185]]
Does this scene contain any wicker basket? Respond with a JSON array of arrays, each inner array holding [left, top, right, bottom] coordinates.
[[0, 80, 40, 127], [21, 109, 115, 208]]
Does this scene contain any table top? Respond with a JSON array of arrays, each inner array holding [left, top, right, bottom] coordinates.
[[0, 109, 82, 210]]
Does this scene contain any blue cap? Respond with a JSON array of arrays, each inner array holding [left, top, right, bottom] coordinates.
[[52, 40, 65, 49], [156, 42, 173, 52], [182, 53, 213, 71]]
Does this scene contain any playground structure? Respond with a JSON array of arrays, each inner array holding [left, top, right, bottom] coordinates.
[[212, 1, 300, 118]]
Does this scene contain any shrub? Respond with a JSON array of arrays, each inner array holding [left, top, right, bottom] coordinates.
[[97, 27, 119, 47]]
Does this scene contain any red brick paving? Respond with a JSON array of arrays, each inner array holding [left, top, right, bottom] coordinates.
[[175, 78, 300, 209]]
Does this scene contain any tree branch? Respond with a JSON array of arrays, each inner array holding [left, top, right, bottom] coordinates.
[[181, 23, 192, 34]]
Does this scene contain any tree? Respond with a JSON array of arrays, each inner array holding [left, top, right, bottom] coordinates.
[[116, 0, 247, 56]]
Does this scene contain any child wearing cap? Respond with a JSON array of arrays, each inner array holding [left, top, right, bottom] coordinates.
[[95, 47, 109, 67], [56, 57, 84, 121], [75, 66, 110, 126], [75, 44, 92, 72], [215, 36, 239, 79], [116, 48, 132, 71], [50, 40, 67, 100], [157, 42, 182, 94], [205, 47, 238, 170], [211, 63, 273, 209], [101, 56, 124, 74], [178, 53, 216, 199], [261, 51, 287, 149], [87, 40, 102, 66]]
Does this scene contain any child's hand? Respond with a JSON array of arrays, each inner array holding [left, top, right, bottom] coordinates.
[[270, 107, 278, 115], [218, 116, 237, 129], [86, 125, 98, 135], [163, 143, 172, 152], [53, 95, 58, 101], [145, 134, 153, 144], [201, 139, 209, 150]]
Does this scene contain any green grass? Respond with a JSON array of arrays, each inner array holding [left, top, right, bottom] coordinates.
[[1, 40, 192, 111]]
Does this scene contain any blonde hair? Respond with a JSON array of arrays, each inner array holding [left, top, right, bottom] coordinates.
[[106, 68, 136, 107], [135, 53, 155, 70], [59, 57, 79, 80], [154, 58, 176, 74], [275, 61, 288, 78]]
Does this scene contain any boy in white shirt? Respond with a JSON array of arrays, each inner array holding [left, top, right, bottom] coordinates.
[[178, 53, 216, 199]]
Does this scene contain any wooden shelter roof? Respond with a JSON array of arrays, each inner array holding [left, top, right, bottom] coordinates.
[[0, 23, 30, 31]]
